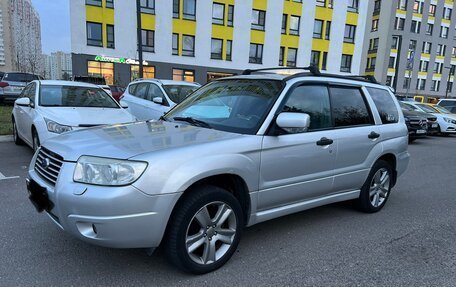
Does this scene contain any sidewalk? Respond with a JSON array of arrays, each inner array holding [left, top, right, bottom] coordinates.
[[0, 135, 13, 143]]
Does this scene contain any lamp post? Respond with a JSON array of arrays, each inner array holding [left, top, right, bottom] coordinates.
[[444, 66, 454, 99], [136, 0, 144, 78], [392, 35, 402, 92]]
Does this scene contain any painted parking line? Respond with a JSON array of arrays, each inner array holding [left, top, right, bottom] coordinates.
[[0, 172, 20, 181]]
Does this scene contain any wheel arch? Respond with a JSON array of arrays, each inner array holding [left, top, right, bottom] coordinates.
[[376, 153, 397, 187]]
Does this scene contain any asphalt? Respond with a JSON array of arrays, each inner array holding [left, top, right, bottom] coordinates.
[[0, 136, 456, 286]]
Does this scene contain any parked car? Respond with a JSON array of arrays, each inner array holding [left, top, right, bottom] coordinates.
[[72, 75, 113, 97], [26, 69, 409, 274], [445, 106, 456, 113], [99, 84, 113, 97], [428, 103, 456, 117], [109, 85, 125, 102], [401, 101, 456, 135], [121, 79, 200, 120], [12, 80, 136, 151], [399, 102, 429, 142], [0, 72, 41, 104], [437, 98, 456, 108]]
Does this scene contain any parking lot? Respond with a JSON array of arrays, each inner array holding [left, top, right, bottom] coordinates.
[[1, 136, 456, 286]]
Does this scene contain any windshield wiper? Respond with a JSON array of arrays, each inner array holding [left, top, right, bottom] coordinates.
[[173, 117, 212, 129]]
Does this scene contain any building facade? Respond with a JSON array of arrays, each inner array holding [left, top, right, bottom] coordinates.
[[362, 0, 456, 100], [70, 0, 368, 86], [44, 52, 72, 80], [0, 0, 42, 75]]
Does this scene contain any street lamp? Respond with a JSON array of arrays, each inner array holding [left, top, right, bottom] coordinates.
[[136, 0, 144, 78], [444, 66, 454, 99]]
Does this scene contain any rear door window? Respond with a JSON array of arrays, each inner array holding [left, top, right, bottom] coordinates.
[[145, 83, 166, 104], [366, 87, 399, 124], [330, 86, 373, 127], [133, 83, 148, 99]]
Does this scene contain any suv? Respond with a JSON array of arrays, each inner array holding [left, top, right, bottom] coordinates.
[[0, 72, 41, 104], [437, 98, 456, 108], [26, 67, 410, 274], [121, 79, 200, 120]]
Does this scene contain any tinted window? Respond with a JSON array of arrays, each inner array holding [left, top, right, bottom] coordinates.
[[367, 87, 399, 124], [134, 83, 148, 99], [330, 86, 372, 127], [128, 84, 137, 95], [282, 85, 332, 131], [40, 86, 119, 108], [438, 100, 456, 107], [163, 85, 199, 104], [4, 73, 38, 82], [146, 83, 165, 101]]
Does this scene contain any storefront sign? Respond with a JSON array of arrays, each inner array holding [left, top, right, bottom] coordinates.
[[95, 55, 149, 66]]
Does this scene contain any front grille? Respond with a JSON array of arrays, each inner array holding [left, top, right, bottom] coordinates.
[[34, 147, 64, 185]]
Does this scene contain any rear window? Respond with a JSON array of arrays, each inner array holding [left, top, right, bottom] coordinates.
[[3, 73, 38, 82], [163, 85, 199, 104], [438, 100, 456, 107], [367, 87, 399, 124]]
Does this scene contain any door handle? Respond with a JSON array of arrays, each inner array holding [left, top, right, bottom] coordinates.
[[316, 137, 334, 146], [368, 131, 380, 139]]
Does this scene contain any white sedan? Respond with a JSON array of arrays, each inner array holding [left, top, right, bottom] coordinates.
[[12, 80, 136, 151]]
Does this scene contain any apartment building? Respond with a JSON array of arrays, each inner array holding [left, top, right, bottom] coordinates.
[[362, 0, 456, 99], [0, 0, 42, 74], [70, 0, 368, 86], [44, 52, 73, 80]]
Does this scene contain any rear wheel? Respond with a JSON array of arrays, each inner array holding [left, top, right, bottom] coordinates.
[[12, 119, 24, 145], [356, 160, 392, 213], [165, 185, 243, 274]]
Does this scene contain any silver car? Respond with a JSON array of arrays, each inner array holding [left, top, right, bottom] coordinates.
[[0, 72, 40, 103], [26, 68, 410, 274]]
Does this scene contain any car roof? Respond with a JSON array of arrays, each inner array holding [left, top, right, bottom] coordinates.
[[130, 79, 200, 87], [37, 80, 102, 88]]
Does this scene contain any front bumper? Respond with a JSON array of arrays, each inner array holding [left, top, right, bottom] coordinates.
[[27, 152, 182, 248], [439, 122, 456, 134]]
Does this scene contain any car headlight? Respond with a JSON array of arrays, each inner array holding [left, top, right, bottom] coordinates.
[[74, 156, 148, 186], [44, 118, 72, 134], [443, 117, 456, 124]]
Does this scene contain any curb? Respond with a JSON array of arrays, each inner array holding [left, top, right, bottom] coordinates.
[[0, 135, 13, 143]]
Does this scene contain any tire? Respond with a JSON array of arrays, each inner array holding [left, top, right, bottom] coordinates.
[[356, 160, 393, 213], [12, 119, 24, 145], [165, 185, 243, 274], [32, 129, 40, 152]]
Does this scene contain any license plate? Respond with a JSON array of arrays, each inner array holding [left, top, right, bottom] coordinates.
[[432, 124, 438, 128], [416, 129, 426, 134], [26, 178, 53, 212]]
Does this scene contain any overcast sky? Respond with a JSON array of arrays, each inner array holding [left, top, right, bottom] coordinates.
[[32, 0, 70, 54]]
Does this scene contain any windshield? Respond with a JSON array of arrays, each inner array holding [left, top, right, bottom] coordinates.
[[417, 104, 438, 113], [40, 85, 120, 108], [163, 85, 199, 104], [431, 105, 451, 114], [3, 73, 38, 82], [399, 102, 415, 111], [164, 79, 284, 135]]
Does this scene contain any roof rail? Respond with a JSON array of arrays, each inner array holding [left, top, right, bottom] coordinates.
[[242, 65, 321, 76], [284, 72, 379, 84]]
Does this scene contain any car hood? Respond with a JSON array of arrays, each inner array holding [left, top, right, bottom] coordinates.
[[39, 107, 135, 127], [402, 109, 428, 118], [42, 121, 244, 161]]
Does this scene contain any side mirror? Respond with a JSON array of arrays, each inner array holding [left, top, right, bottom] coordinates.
[[153, 97, 163, 105], [15, 97, 31, 107], [120, 101, 128, 108], [276, 112, 310, 133]]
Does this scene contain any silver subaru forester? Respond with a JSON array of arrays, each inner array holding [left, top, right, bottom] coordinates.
[[27, 68, 410, 274]]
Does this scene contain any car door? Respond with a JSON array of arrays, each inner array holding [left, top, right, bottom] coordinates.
[[125, 83, 149, 120], [328, 85, 381, 193], [259, 84, 337, 211], [14, 84, 32, 139], [142, 83, 169, 120], [16, 82, 37, 144]]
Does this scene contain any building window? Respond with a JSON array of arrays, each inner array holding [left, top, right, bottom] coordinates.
[[140, 0, 154, 14], [369, 38, 379, 52], [397, 0, 408, 10], [172, 33, 179, 55], [426, 23, 433, 35], [410, 20, 421, 33], [391, 36, 399, 49], [211, 38, 223, 59], [86, 22, 103, 47], [419, 60, 429, 72], [107, 25, 115, 49], [322, 52, 328, 70], [226, 40, 232, 61], [340, 54, 352, 73], [310, 50, 320, 67], [429, 4, 436, 16], [86, 0, 102, 7], [373, 0, 381, 15], [249, 43, 263, 64], [141, 29, 154, 52], [431, 80, 440, 92], [371, 19, 378, 32], [433, 62, 443, 74], [440, 26, 449, 38], [437, 44, 446, 56], [279, 47, 285, 66], [386, 76, 393, 87], [183, 0, 196, 20], [316, 0, 326, 7], [443, 7, 452, 20], [344, 24, 356, 43], [252, 9, 266, 31], [173, 0, 180, 18], [413, 1, 423, 14], [394, 17, 405, 30], [287, 48, 297, 67], [227, 5, 234, 26], [106, 0, 114, 8], [131, 65, 155, 81], [173, 68, 195, 82], [212, 3, 225, 25], [88, 61, 114, 85], [452, 47, 456, 58], [313, 19, 323, 38], [325, 21, 331, 40], [207, 72, 235, 82], [403, 77, 410, 89], [347, 0, 359, 13], [289, 15, 300, 35], [422, 42, 431, 54], [281, 14, 287, 34], [182, 35, 195, 57], [388, 57, 395, 69]]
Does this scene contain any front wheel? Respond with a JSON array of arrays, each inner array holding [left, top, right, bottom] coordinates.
[[356, 160, 393, 213], [12, 119, 24, 145], [165, 185, 243, 274], [32, 129, 40, 152]]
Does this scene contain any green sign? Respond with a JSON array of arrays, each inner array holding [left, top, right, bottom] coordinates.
[[95, 55, 149, 66]]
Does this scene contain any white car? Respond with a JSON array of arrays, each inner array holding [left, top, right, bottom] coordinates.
[[121, 79, 200, 120], [12, 80, 136, 151], [401, 101, 456, 135]]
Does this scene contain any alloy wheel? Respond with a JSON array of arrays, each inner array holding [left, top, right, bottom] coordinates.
[[369, 168, 390, 208]]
